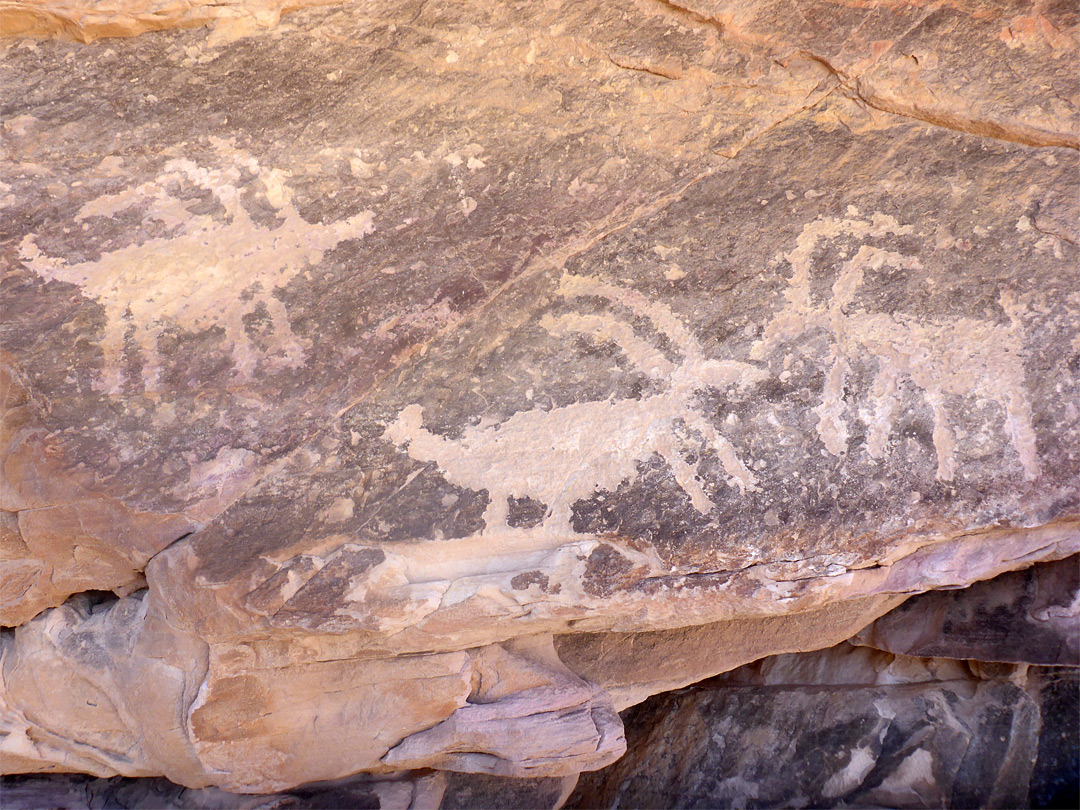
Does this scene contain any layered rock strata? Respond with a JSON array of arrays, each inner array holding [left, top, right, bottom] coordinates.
[[1, 0, 1078, 798], [854, 555, 1080, 666]]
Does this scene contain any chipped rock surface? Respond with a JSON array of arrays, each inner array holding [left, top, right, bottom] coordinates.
[[1, 0, 1078, 798]]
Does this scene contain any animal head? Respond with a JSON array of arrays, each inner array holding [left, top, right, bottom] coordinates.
[[549, 273, 766, 396]]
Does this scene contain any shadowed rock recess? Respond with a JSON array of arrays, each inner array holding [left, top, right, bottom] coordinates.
[[0, 0, 1077, 807]]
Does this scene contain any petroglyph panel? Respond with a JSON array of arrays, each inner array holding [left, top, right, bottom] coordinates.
[[3, 2, 1077, 793]]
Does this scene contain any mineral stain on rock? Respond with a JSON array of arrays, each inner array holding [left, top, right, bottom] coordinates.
[[581, 544, 637, 598], [510, 570, 558, 593]]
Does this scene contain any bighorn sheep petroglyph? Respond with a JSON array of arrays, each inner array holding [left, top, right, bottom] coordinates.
[[20, 141, 375, 394], [751, 213, 1040, 482], [384, 273, 766, 534]]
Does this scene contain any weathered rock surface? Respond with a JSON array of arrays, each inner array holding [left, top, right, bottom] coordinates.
[[0, 769, 575, 809], [1, 598, 623, 790], [1, 0, 1078, 798], [557, 593, 909, 710], [0, 1, 342, 43], [0, 769, 451, 809], [570, 644, 1080, 809], [854, 555, 1080, 666]]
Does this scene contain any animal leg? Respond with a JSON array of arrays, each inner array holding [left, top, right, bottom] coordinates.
[[543, 467, 594, 533], [262, 294, 306, 367], [865, 362, 900, 461], [813, 349, 851, 457], [1004, 389, 1041, 481], [482, 489, 510, 534], [926, 390, 957, 482], [135, 321, 164, 392], [541, 498, 577, 533], [686, 418, 758, 497], [97, 307, 129, 395], [664, 449, 716, 515], [225, 308, 261, 381]]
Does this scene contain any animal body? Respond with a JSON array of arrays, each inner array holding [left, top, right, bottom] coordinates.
[[384, 273, 766, 533]]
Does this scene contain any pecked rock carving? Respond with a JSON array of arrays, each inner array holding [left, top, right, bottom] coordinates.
[[752, 213, 1041, 482], [0, 0, 1078, 802], [384, 273, 766, 533], [19, 142, 376, 394]]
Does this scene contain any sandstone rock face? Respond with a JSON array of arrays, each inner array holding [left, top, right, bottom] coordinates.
[[1, 0, 1078, 799], [571, 644, 1079, 809], [556, 594, 909, 710]]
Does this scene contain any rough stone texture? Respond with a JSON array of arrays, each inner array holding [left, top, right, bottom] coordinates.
[[0, 1, 343, 43], [1, 603, 623, 790], [0, 769, 578, 809], [1, 0, 1078, 798], [440, 772, 579, 810], [570, 644, 1080, 810], [0, 770, 450, 809], [854, 554, 1080, 666]]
